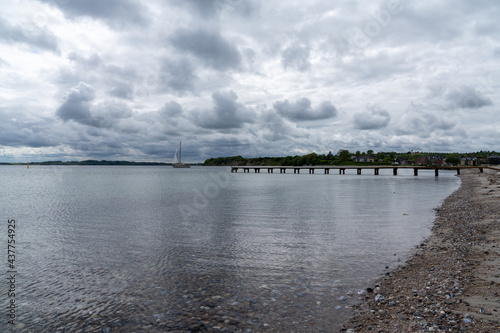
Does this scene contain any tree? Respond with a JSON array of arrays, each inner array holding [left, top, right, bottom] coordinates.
[[339, 149, 351, 162], [446, 155, 460, 166], [367, 149, 374, 155]]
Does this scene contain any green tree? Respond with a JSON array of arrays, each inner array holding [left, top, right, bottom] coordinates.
[[339, 149, 351, 162], [446, 155, 460, 166]]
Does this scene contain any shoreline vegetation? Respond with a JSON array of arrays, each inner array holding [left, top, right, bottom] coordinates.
[[203, 151, 499, 167], [343, 168, 500, 332]]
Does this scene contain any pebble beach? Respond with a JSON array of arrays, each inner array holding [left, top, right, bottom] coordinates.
[[343, 168, 500, 332]]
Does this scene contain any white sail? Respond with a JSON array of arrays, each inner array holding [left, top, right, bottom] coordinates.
[[172, 141, 190, 168], [173, 150, 180, 164]]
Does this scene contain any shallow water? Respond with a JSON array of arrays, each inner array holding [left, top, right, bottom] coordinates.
[[0, 165, 460, 331]]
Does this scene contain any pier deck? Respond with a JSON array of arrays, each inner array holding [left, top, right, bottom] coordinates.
[[230, 165, 493, 176]]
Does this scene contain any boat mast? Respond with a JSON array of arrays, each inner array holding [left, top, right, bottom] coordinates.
[[179, 142, 181, 163]]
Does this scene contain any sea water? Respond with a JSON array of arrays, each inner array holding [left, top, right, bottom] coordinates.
[[0, 165, 460, 331]]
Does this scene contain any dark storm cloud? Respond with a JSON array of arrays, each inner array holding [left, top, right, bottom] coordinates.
[[0, 16, 58, 52], [194, 90, 254, 129], [281, 44, 311, 72], [353, 105, 391, 130], [170, 28, 241, 71], [39, 0, 148, 28], [273, 98, 337, 121]]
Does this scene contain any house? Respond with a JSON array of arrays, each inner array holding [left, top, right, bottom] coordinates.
[[416, 155, 445, 166], [487, 156, 500, 165], [460, 157, 478, 166], [353, 155, 375, 163], [394, 158, 410, 165]]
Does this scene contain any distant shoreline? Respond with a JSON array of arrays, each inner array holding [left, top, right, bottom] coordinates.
[[0, 161, 203, 166]]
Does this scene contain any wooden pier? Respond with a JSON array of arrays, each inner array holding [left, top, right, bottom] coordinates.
[[230, 165, 491, 176]]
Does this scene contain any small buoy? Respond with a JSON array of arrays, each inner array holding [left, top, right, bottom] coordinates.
[[27, 161, 29, 169]]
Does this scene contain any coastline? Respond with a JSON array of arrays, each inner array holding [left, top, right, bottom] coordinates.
[[343, 168, 500, 332]]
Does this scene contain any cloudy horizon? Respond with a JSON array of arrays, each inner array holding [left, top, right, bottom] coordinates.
[[1, 0, 499, 163]]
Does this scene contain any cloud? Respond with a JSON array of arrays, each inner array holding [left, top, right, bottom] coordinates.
[[253, 108, 308, 142], [445, 86, 493, 109], [159, 58, 197, 94], [1, 1, 500, 162], [159, 101, 183, 118], [281, 44, 311, 72], [39, 0, 148, 28], [175, 0, 256, 19], [353, 105, 391, 130], [273, 98, 337, 121], [56, 82, 132, 129], [397, 103, 457, 138], [178, 0, 218, 18], [170, 28, 241, 71], [0, 106, 61, 148], [194, 90, 255, 129], [56, 82, 95, 124], [67, 52, 101, 68], [0, 16, 59, 52], [108, 82, 134, 100]]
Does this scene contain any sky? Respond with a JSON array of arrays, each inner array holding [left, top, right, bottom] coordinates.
[[0, 0, 499, 163]]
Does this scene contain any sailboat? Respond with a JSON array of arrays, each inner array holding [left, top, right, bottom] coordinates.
[[172, 142, 190, 168]]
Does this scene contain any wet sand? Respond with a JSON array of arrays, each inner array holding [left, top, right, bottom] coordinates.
[[343, 168, 500, 332]]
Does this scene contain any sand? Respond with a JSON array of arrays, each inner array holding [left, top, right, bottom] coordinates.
[[343, 167, 500, 332]]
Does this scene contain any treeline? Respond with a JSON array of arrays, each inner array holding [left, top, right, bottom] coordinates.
[[203, 152, 376, 166]]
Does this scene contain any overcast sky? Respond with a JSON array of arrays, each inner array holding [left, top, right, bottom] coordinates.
[[1, 0, 499, 163]]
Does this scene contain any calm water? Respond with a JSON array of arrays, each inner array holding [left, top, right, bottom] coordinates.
[[0, 165, 460, 332]]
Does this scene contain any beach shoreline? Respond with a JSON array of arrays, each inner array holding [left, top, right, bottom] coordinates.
[[343, 168, 500, 332]]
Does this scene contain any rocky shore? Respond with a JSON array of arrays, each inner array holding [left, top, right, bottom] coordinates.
[[343, 168, 500, 332]]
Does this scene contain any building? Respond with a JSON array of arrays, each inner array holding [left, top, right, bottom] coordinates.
[[353, 155, 375, 163], [487, 156, 500, 165], [460, 157, 478, 166], [415, 155, 445, 166]]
